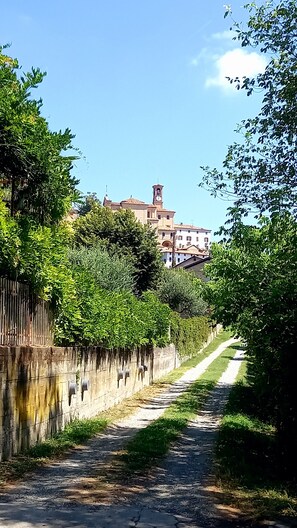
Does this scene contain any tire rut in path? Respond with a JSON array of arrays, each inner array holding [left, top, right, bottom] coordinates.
[[118, 348, 245, 528]]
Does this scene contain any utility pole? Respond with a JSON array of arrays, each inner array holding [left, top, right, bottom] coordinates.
[[171, 231, 176, 268]]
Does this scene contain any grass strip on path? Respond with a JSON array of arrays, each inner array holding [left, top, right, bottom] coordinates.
[[215, 358, 297, 523], [0, 330, 232, 487], [113, 341, 238, 476]]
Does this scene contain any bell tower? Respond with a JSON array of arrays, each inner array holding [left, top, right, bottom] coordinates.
[[152, 184, 164, 208]]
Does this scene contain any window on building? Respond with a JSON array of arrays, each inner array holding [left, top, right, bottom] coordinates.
[[196, 237, 199, 242], [162, 232, 165, 237], [163, 259, 167, 263], [179, 244, 182, 248], [177, 235, 182, 240], [169, 257, 172, 262], [147, 211, 150, 218], [204, 237, 209, 242], [166, 215, 170, 220], [158, 215, 161, 220], [177, 258, 180, 263], [188, 230, 190, 233], [186, 236, 191, 241]]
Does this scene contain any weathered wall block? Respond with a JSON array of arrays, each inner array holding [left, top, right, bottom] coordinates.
[[0, 343, 179, 460]]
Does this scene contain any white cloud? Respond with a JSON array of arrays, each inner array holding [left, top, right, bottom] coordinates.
[[211, 29, 236, 41], [205, 48, 267, 92], [190, 31, 236, 66]]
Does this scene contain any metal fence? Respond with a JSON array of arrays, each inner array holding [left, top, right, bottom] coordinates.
[[0, 277, 53, 346]]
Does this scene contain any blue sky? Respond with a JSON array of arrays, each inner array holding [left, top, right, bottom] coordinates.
[[0, 1, 266, 237]]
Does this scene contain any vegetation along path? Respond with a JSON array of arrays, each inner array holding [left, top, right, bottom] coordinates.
[[0, 336, 243, 527]]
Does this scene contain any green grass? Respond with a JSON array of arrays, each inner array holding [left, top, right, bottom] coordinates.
[[215, 359, 297, 522], [116, 341, 236, 474], [0, 417, 108, 485], [29, 418, 109, 458], [161, 328, 233, 385], [0, 329, 232, 487]]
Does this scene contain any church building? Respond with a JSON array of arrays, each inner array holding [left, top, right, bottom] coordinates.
[[103, 184, 211, 267], [103, 184, 176, 248]]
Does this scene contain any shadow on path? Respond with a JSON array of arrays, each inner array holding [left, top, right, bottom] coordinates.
[[0, 345, 250, 528]]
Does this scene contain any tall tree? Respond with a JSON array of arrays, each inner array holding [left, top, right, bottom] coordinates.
[[206, 214, 297, 471], [201, 0, 297, 469], [74, 204, 163, 293], [0, 45, 79, 224], [0, 45, 80, 311], [201, 0, 297, 219]]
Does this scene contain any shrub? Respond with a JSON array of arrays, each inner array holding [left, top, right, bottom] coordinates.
[[156, 268, 208, 318], [171, 313, 210, 358], [55, 267, 171, 348], [68, 244, 136, 293]]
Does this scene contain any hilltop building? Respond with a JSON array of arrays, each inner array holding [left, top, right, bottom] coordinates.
[[175, 223, 211, 251], [103, 184, 176, 247], [103, 184, 211, 267], [161, 244, 209, 268]]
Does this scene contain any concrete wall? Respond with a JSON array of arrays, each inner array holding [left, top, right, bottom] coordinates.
[[0, 343, 178, 461]]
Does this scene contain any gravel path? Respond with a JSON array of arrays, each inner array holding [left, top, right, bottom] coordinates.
[[0, 338, 242, 527], [119, 349, 245, 528]]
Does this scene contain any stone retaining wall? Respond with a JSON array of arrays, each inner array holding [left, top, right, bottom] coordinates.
[[0, 343, 177, 460]]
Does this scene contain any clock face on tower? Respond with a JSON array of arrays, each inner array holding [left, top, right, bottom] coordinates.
[[153, 184, 163, 205]]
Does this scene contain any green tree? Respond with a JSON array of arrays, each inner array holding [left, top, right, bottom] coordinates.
[[74, 204, 163, 293], [0, 45, 79, 224], [75, 193, 101, 216], [201, 0, 297, 219], [68, 244, 136, 293], [156, 268, 208, 318], [200, 0, 297, 470], [206, 215, 297, 470], [0, 46, 81, 330]]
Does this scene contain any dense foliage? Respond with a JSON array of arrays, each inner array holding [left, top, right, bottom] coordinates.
[[55, 269, 172, 348], [202, 0, 297, 219], [75, 193, 101, 216], [68, 244, 136, 293], [74, 203, 163, 293], [207, 215, 297, 465], [202, 0, 297, 470], [156, 268, 208, 318], [171, 313, 210, 358], [0, 190, 74, 297], [0, 45, 79, 311], [0, 45, 79, 224]]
